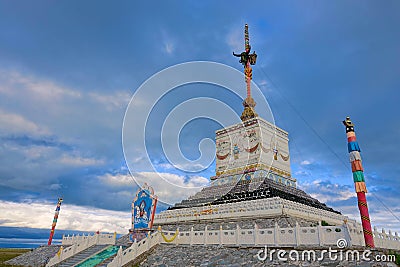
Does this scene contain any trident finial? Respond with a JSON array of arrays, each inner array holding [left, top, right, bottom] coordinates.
[[245, 24, 250, 52], [233, 24, 258, 121], [233, 25, 257, 68]]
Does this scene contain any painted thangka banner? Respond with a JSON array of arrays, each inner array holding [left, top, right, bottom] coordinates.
[[132, 183, 157, 230]]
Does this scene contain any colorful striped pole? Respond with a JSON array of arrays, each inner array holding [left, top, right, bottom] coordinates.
[[48, 197, 63, 246], [342, 117, 374, 248]]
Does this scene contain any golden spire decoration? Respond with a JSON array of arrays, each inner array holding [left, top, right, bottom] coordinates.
[[233, 24, 258, 121]]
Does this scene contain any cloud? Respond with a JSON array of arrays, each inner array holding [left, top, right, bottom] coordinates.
[[97, 173, 134, 187], [160, 29, 175, 55], [98, 171, 208, 205], [226, 26, 243, 53], [49, 184, 62, 190], [164, 42, 174, 54], [156, 162, 209, 172], [0, 137, 104, 191], [366, 206, 400, 233], [338, 203, 400, 233], [59, 154, 104, 167], [258, 80, 268, 86], [89, 91, 131, 111], [0, 69, 130, 196], [135, 172, 208, 204], [298, 179, 400, 232], [299, 180, 355, 204], [0, 200, 129, 233], [0, 70, 81, 100], [0, 109, 50, 136], [300, 160, 312, 165]]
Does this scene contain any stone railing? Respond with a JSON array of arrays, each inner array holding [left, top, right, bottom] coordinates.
[[61, 232, 116, 246], [46, 233, 116, 267], [154, 197, 352, 227], [160, 223, 400, 250], [108, 231, 161, 267], [281, 199, 356, 227], [160, 223, 347, 247], [373, 227, 400, 249], [107, 223, 400, 266]]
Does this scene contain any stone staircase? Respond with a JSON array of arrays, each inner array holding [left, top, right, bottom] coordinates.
[[57, 245, 109, 267], [95, 247, 128, 267], [115, 234, 131, 247], [95, 234, 131, 267], [96, 254, 117, 267]]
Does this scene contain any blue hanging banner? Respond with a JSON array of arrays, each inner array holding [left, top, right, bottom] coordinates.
[[132, 183, 157, 230]]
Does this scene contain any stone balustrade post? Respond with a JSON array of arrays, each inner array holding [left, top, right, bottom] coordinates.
[[236, 224, 240, 246], [274, 222, 279, 246], [219, 225, 223, 245], [205, 225, 208, 245], [190, 226, 194, 246], [59, 246, 64, 261], [396, 232, 400, 250], [117, 246, 123, 267], [254, 223, 258, 245], [295, 221, 300, 247], [342, 222, 352, 247], [147, 231, 151, 249], [133, 238, 138, 259], [317, 221, 324, 246], [373, 226, 379, 248], [381, 228, 386, 248], [157, 226, 162, 244]]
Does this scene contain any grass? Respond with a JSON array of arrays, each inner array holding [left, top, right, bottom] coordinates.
[[0, 248, 30, 267]]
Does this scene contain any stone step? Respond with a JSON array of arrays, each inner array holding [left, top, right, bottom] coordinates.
[[95, 246, 128, 267], [58, 245, 109, 266]]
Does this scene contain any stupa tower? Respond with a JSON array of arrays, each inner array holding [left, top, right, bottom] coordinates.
[[164, 24, 338, 219], [211, 24, 294, 187]]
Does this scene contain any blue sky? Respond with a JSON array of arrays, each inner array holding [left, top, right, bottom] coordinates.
[[0, 1, 399, 234]]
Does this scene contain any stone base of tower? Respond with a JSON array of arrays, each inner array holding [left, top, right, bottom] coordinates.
[[215, 117, 292, 181], [168, 174, 336, 212], [155, 214, 320, 233], [154, 196, 355, 228], [153, 174, 360, 239]]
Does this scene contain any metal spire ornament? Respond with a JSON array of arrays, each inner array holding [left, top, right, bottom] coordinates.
[[48, 197, 63, 245], [233, 24, 258, 121], [342, 117, 374, 248]]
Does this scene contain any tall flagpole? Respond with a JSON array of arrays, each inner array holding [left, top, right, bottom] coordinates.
[[342, 117, 374, 248], [48, 197, 63, 246], [233, 24, 258, 122]]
